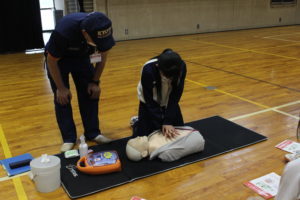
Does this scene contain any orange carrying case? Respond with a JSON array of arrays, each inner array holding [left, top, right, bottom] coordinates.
[[77, 151, 121, 175]]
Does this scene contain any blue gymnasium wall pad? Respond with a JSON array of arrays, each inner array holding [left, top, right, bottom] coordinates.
[[58, 116, 267, 199]]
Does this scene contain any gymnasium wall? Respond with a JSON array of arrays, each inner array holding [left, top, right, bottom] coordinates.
[[296, 1, 300, 23], [94, 0, 300, 41]]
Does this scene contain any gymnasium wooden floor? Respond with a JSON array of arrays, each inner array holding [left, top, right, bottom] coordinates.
[[0, 25, 300, 200]]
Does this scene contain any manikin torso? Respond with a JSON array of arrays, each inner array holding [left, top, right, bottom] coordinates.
[[148, 129, 193, 154]]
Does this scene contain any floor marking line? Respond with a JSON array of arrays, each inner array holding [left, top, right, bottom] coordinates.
[[253, 43, 300, 51], [186, 51, 242, 60], [263, 32, 300, 38], [0, 125, 12, 158], [185, 79, 270, 109], [181, 38, 300, 61], [185, 79, 207, 87], [0, 172, 29, 182], [272, 100, 300, 110], [273, 109, 300, 120], [262, 37, 300, 43], [229, 100, 300, 121], [185, 79, 300, 120], [229, 107, 300, 121], [0, 125, 28, 200], [186, 60, 300, 93], [214, 88, 270, 109], [13, 178, 28, 200], [182, 38, 246, 51], [229, 108, 273, 121]]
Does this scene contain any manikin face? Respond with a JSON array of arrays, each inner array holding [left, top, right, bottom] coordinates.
[[129, 136, 149, 156], [126, 136, 149, 161]]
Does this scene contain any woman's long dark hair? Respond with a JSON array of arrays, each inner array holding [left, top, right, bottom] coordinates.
[[153, 49, 183, 103]]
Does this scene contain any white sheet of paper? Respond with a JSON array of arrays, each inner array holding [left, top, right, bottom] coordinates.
[[244, 172, 281, 199], [275, 140, 300, 153]]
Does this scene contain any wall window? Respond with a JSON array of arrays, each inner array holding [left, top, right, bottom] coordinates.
[[39, 0, 55, 45], [65, 0, 94, 15]]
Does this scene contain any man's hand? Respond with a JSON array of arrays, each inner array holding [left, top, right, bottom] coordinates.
[[87, 83, 101, 99], [162, 125, 179, 139], [56, 87, 72, 105]]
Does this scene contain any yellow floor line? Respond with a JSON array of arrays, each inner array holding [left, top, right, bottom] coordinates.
[[0, 125, 28, 200], [214, 88, 269, 109], [263, 32, 300, 38], [106, 64, 143, 71], [253, 43, 300, 51], [262, 37, 300, 43], [186, 79, 270, 109], [0, 125, 12, 158], [186, 51, 242, 60], [250, 49, 300, 61], [182, 38, 246, 51], [186, 79, 300, 120], [12, 178, 28, 200], [181, 38, 300, 61]]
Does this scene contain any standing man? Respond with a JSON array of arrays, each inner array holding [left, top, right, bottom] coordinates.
[[45, 12, 115, 152]]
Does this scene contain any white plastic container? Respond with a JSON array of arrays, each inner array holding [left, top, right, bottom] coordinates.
[[29, 154, 61, 193], [79, 135, 88, 158]]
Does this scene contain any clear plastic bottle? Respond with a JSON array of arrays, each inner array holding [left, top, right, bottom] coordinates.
[[79, 135, 88, 158]]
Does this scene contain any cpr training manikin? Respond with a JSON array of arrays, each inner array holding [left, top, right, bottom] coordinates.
[[126, 126, 205, 162]]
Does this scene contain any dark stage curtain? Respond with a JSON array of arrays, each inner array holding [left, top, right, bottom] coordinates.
[[78, 0, 85, 12], [0, 0, 44, 53]]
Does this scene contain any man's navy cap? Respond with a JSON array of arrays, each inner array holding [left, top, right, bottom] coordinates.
[[81, 12, 115, 52]]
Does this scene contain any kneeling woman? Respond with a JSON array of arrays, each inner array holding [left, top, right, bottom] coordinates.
[[133, 49, 186, 139]]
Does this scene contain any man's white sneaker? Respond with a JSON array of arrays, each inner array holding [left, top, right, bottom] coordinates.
[[60, 143, 75, 152], [93, 135, 112, 144]]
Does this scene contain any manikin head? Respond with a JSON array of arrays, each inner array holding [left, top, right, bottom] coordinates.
[[126, 136, 149, 161]]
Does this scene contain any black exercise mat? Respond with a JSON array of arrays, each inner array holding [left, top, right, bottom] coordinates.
[[58, 116, 267, 199]]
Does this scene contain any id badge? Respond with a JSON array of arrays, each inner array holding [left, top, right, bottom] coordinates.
[[90, 52, 102, 63]]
